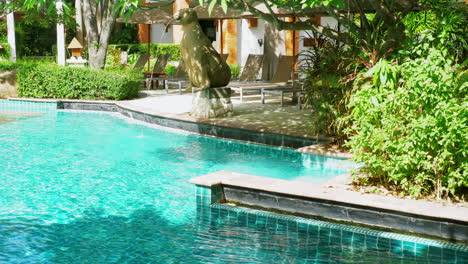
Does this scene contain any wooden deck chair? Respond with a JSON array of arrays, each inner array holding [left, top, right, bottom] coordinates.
[[133, 53, 150, 71], [144, 54, 171, 89], [150, 58, 187, 94], [230, 55, 296, 103], [165, 53, 230, 94], [237, 54, 264, 82]]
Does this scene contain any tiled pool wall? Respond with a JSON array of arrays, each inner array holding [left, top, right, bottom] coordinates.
[[195, 184, 468, 243], [195, 186, 468, 262], [115, 106, 322, 148], [0, 100, 57, 113]]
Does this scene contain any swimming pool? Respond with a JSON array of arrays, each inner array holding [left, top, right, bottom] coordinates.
[[0, 101, 466, 263]]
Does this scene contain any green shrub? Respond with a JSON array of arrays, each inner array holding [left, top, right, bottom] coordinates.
[[299, 31, 355, 139], [346, 49, 467, 198], [229, 64, 240, 79], [108, 44, 180, 61], [109, 24, 138, 44], [0, 60, 17, 71], [105, 46, 124, 68], [164, 65, 177, 76], [17, 63, 141, 100], [0, 42, 11, 60]]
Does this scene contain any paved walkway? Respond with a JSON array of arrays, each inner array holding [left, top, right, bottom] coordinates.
[[118, 90, 322, 139]]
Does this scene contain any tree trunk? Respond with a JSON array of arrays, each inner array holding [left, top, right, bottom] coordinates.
[[75, 0, 84, 44], [6, 9, 16, 63], [82, 0, 117, 69]]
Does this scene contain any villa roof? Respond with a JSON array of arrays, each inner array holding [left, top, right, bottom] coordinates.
[[117, 1, 426, 25], [116, 6, 176, 25], [116, 5, 244, 25]]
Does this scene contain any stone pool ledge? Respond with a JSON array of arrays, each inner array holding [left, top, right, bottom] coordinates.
[[7, 98, 326, 149], [190, 171, 468, 242]]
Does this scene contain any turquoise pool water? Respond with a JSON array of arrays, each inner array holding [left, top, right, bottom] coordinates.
[[0, 101, 466, 263]]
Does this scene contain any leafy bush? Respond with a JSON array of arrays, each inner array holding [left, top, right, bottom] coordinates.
[[229, 64, 240, 79], [0, 60, 17, 71], [0, 42, 11, 60], [17, 63, 141, 100], [105, 46, 125, 68], [108, 44, 180, 61], [299, 31, 355, 139], [164, 65, 177, 76], [346, 49, 467, 198], [109, 24, 138, 44]]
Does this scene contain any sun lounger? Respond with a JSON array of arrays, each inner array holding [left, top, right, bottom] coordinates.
[[164, 54, 229, 94], [236, 54, 264, 82], [230, 55, 296, 103], [144, 54, 170, 89], [261, 86, 305, 109], [133, 53, 150, 71]]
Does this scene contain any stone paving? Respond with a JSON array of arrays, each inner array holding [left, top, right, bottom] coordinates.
[[118, 89, 322, 139]]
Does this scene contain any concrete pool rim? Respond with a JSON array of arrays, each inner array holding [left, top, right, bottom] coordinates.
[[6, 98, 333, 151], [191, 171, 468, 243]]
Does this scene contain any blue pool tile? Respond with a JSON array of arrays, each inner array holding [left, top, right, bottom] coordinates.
[[390, 239, 404, 256], [377, 237, 392, 251]]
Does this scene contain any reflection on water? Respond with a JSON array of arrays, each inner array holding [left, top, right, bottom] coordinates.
[[0, 115, 14, 124]]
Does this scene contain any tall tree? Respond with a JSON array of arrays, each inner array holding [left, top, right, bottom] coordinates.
[[222, 0, 424, 56], [81, 0, 118, 68], [1, 0, 142, 69]]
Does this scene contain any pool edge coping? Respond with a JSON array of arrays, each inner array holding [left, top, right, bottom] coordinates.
[[6, 97, 349, 156], [190, 171, 468, 242]]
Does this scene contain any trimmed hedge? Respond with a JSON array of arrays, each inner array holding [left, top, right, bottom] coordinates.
[[108, 43, 180, 61], [17, 64, 141, 100]]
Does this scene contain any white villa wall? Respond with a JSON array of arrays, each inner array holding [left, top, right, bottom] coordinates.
[[320, 16, 339, 29], [237, 19, 265, 67], [298, 16, 339, 68], [150, 24, 173, 44]]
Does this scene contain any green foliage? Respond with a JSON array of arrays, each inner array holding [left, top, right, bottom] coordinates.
[[14, 20, 57, 57], [108, 44, 180, 61], [105, 47, 125, 68], [17, 63, 141, 100], [109, 24, 138, 44], [164, 65, 177, 76], [346, 49, 467, 198], [229, 64, 240, 79], [0, 60, 17, 71], [0, 42, 11, 60], [299, 31, 355, 139], [402, 7, 467, 62]]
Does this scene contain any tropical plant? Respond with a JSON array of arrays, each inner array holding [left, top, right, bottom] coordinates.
[[0, 0, 143, 69], [346, 47, 467, 199], [299, 30, 353, 139]]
